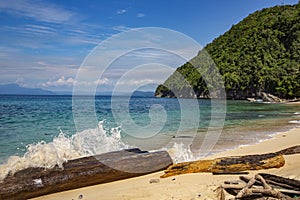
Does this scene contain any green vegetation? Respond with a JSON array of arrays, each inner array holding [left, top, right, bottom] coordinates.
[[155, 3, 300, 99]]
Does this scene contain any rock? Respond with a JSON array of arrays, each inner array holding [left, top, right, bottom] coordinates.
[[149, 179, 160, 184], [261, 92, 284, 103], [247, 98, 256, 102]]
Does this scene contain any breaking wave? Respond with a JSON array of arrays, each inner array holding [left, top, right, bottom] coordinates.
[[0, 121, 128, 181], [0, 120, 197, 181]]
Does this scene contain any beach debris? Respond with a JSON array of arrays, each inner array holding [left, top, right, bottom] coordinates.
[[220, 173, 300, 199], [0, 149, 172, 200], [213, 172, 249, 175], [78, 194, 83, 199], [275, 145, 300, 155], [215, 186, 226, 200], [259, 173, 300, 192], [161, 145, 300, 178], [149, 179, 160, 184], [161, 153, 284, 178]]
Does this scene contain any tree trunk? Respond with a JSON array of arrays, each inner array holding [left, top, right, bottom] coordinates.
[[0, 149, 172, 200], [161, 153, 285, 178], [161, 145, 300, 178]]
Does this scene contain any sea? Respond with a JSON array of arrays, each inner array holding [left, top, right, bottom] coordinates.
[[0, 95, 299, 180]]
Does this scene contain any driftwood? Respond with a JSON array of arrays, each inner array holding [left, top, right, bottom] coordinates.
[[275, 145, 300, 155], [161, 145, 300, 178], [0, 148, 172, 200], [213, 172, 250, 175], [259, 173, 300, 193], [241, 173, 300, 192], [221, 173, 300, 199], [235, 175, 284, 199], [161, 153, 284, 178]]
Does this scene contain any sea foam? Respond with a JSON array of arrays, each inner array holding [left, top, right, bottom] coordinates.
[[289, 120, 300, 124], [0, 121, 128, 181], [0, 120, 197, 182], [164, 142, 196, 163]]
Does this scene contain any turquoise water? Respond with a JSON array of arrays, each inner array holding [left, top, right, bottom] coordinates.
[[0, 95, 299, 169]]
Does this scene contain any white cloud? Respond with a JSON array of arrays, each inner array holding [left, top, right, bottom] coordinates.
[[42, 76, 76, 87], [112, 25, 131, 32], [1, 22, 106, 48], [36, 61, 48, 66], [0, 0, 76, 24], [117, 9, 127, 15], [126, 50, 171, 59], [94, 78, 109, 85], [41, 76, 109, 88], [15, 77, 26, 87], [23, 24, 57, 35], [117, 79, 156, 86], [137, 13, 145, 18]]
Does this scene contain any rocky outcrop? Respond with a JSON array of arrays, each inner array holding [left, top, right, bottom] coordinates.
[[261, 92, 285, 103]]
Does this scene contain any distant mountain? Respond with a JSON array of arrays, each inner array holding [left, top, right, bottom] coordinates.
[[96, 91, 155, 97], [0, 84, 55, 95], [52, 90, 155, 96], [156, 3, 300, 99], [131, 91, 155, 97], [52, 91, 73, 95]]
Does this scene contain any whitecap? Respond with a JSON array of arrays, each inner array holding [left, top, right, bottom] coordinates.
[[0, 121, 128, 182], [164, 143, 196, 163], [289, 120, 300, 124]]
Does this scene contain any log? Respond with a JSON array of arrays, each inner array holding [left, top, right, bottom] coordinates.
[[240, 175, 263, 187], [236, 188, 286, 199], [10, 148, 146, 179], [235, 176, 257, 198], [223, 174, 293, 199], [277, 189, 300, 196], [242, 174, 300, 191], [0, 149, 173, 200], [259, 173, 300, 191], [212, 171, 249, 175], [161, 153, 285, 178], [215, 186, 226, 200], [275, 145, 300, 155], [221, 184, 300, 195], [266, 179, 298, 190], [161, 145, 300, 178], [222, 173, 300, 199]]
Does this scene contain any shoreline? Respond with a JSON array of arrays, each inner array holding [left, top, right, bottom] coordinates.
[[191, 117, 299, 157], [32, 126, 300, 200]]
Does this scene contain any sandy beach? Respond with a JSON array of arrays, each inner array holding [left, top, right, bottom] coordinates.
[[32, 127, 300, 200]]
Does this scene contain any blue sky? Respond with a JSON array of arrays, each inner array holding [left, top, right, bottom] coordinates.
[[0, 0, 298, 92]]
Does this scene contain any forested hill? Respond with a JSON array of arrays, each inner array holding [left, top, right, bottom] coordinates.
[[155, 3, 300, 100]]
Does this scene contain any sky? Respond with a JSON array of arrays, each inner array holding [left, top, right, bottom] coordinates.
[[0, 0, 298, 93]]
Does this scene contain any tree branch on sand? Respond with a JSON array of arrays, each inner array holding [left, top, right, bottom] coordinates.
[[219, 173, 300, 199]]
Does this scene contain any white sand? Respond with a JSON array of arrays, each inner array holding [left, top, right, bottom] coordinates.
[[32, 127, 300, 200]]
